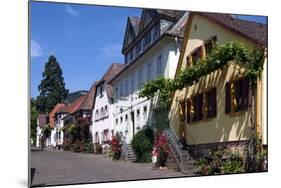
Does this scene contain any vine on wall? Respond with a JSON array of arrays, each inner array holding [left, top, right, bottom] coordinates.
[[139, 42, 266, 108]]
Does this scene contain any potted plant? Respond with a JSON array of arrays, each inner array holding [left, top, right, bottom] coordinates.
[[154, 133, 170, 168]]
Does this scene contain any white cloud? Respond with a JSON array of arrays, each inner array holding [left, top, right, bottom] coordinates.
[[65, 5, 79, 16], [100, 44, 122, 57], [31, 40, 42, 58]]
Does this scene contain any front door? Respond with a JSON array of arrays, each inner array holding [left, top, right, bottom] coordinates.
[[130, 111, 135, 137]]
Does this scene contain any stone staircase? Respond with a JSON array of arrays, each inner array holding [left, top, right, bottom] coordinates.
[[126, 144, 137, 161], [121, 137, 137, 161], [164, 128, 196, 175]]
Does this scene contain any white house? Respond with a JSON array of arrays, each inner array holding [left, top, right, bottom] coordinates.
[[92, 63, 125, 144], [36, 113, 47, 148], [108, 9, 189, 143]]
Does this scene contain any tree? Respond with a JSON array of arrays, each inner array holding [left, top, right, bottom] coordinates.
[[30, 98, 38, 145], [37, 55, 69, 112]]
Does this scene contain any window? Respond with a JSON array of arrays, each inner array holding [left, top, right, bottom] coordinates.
[[138, 69, 143, 88], [137, 109, 140, 118], [206, 88, 217, 118], [95, 110, 99, 121], [120, 116, 123, 124], [136, 41, 142, 56], [225, 78, 249, 114], [116, 118, 118, 125], [120, 83, 123, 97], [130, 73, 135, 93], [99, 86, 103, 97], [143, 106, 148, 120], [153, 23, 160, 40], [147, 63, 152, 81], [105, 105, 108, 117], [192, 93, 204, 122], [185, 87, 217, 123], [191, 46, 204, 65], [125, 79, 129, 96], [101, 107, 104, 118], [205, 36, 217, 55], [125, 114, 128, 121], [157, 55, 163, 76], [129, 50, 134, 63], [144, 30, 152, 48]]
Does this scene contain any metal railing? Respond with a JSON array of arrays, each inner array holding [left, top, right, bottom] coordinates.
[[164, 128, 184, 171]]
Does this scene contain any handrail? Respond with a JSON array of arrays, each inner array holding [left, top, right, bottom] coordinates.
[[164, 127, 190, 172]]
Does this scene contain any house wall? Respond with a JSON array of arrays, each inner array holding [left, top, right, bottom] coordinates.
[[112, 36, 182, 144], [92, 83, 113, 144], [55, 113, 65, 146], [170, 14, 266, 146]]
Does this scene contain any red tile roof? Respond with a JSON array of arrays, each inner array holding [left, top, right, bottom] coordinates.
[[49, 103, 65, 128], [58, 95, 87, 114], [198, 12, 267, 46]]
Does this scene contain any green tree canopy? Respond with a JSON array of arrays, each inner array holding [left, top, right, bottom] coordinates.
[[36, 55, 68, 112], [31, 98, 38, 144]]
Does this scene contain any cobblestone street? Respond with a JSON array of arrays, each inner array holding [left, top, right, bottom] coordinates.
[[30, 150, 189, 186]]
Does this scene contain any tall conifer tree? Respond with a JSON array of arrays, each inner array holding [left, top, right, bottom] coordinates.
[[37, 55, 68, 112]]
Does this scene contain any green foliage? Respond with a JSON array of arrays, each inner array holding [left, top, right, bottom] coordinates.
[[36, 55, 69, 113], [94, 143, 103, 154], [132, 127, 154, 162], [222, 151, 244, 174], [83, 142, 94, 153], [30, 98, 38, 144], [139, 42, 265, 108], [195, 149, 245, 175]]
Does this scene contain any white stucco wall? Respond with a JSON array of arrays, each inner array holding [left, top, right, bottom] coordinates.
[[92, 83, 114, 144], [111, 36, 182, 144]]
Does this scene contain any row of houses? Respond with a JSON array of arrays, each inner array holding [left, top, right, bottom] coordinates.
[[36, 9, 267, 162]]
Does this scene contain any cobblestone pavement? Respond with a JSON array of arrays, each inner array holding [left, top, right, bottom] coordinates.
[[30, 150, 190, 186]]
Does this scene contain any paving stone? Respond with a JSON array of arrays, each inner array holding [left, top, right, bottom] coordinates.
[[30, 150, 195, 186]]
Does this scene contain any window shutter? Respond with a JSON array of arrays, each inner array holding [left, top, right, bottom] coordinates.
[[186, 99, 191, 124], [208, 87, 217, 118], [225, 82, 231, 114]]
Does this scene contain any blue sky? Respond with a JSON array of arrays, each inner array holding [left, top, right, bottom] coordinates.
[[30, 1, 267, 98]]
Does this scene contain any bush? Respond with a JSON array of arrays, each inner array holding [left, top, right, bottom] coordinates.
[[222, 151, 244, 174], [132, 127, 154, 163], [94, 143, 103, 154], [111, 137, 121, 160], [83, 142, 94, 153], [62, 142, 71, 151], [195, 149, 244, 175]]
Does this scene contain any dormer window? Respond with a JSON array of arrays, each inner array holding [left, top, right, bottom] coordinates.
[[136, 41, 142, 56], [144, 30, 152, 49], [153, 22, 160, 41], [129, 50, 134, 63]]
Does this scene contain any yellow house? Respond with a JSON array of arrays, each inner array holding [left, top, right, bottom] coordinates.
[[169, 12, 267, 156]]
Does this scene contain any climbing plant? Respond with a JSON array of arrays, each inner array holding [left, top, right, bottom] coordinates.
[[139, 42, 266, 108]]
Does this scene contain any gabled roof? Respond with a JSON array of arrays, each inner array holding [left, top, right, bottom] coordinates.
[[58, 95, 87, 114], [49, 103, 65, 128], [97, 63, 125, 99], [79, 81, 99, 111], [38, 113, 48, 128], [122, 9, 185, 53], [129, 16, 141, 35], [122, 17, 141, 52], [198, 12, 267, 46], [109, 12, 189, 84]]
